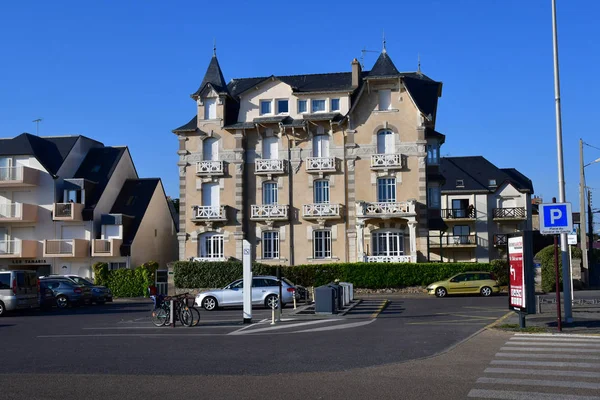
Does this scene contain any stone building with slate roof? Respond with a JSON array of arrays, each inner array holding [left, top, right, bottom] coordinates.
[[0, 134, 177, 281], [433, 156, 534, 262], [173, 48, 449, 264]]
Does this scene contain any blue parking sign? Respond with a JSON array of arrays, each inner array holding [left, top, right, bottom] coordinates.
[[539, 202, 572, 235]]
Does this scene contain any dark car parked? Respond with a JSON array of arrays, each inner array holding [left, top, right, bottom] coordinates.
[[38, 281, 57, 309], [39, 278, 91, 309]]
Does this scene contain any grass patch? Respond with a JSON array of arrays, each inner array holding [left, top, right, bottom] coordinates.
[[496, 323, 548, 333]]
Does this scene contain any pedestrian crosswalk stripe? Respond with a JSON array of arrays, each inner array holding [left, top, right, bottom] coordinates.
[[496, 352, 600, 360], [501, 346, 600, 353], [507, 341, 600, 348], [485, 367, 600, 378], [509, 336, 600, 343], [468, 388, 600, 400], [492, 359, 600, 368], [477, 376, 600, 390], [515, 333, 600, 339]]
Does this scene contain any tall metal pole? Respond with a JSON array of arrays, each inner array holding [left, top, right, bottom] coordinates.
[[551, 0, 572, 322], [580, 139, 589, 283]]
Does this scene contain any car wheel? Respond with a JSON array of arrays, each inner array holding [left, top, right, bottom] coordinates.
[[265, 294, 278, 309], [202, 296, 218, 311], [435, 287, 447, 298], [56, 295, 69, 309], [480, 286, 493, 297], [0, 301, 5, 317]]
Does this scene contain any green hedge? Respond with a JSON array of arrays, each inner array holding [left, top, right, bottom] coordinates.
[[173, 260, 497, 289], [536, 244, 584, 293], [93, 261, 159, 297]]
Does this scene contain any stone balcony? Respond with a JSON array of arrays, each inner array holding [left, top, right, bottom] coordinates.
[[250, 204, 289, 221], [305, 157, 337, 175], [191, 205, 227, 223], [255, 159, 286, 176], [364, 255, 414, 263], [302, 203, 342, 220], [195, 160, 224, 176], [358, 200, 416, 219], [370, 153, 406, 170]]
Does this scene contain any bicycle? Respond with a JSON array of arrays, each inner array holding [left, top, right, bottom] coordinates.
[[151, 293, 199, 327]]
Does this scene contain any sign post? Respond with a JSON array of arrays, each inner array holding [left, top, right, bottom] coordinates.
[[242, 240, 252, 324], [568, 230, 577, 303], [539, 201, 573, 324], [508, 232, 536, 327]]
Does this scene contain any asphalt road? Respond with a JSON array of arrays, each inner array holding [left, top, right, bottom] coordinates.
[[1, 294, 508, 378]]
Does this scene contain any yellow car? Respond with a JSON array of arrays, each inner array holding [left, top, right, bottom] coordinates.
[[426, 271, 500, 298]]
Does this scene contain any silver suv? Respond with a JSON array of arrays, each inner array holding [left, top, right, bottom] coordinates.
[[0, 270, 39, 317]]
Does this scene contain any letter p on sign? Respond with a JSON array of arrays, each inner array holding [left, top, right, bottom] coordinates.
[[550, 209, 562, 224]]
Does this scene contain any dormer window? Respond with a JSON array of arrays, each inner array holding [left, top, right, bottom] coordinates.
[[276, 99, 288, 114], [456, 179, 464, 188], [260, 100, 272, 115], [311, 99, 326, 113], [489, 179, 497, 187]]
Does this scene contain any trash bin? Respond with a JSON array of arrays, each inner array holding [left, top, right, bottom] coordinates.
[[328, 283, 343, 310], [315, 285, 337, 314], [339, 282, 354, 301], [338, 283, 351, 306]]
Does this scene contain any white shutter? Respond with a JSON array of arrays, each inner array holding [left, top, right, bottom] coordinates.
[[203, 138, 219, 161], [263, 137, 278, 160], [379, 90, 391, 111], [385, 132, 395, 154], [204, 98, 217, 119], [313, 135, 330, 157], [202, 183, 219, 207]]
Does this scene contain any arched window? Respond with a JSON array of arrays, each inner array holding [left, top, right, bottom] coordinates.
[[199, 232, 224, 260], [203, 137, 219, 161], [377, 130, 395, 154], [313, 179, 330, 204], [371, 229, 404, 257], [262, 181, 278, 205]]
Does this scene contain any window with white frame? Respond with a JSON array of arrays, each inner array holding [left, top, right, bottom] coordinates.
[[377, 177, 396, 202], [204, 98, 217, 119], [377, 130, 395, 154], [276, 99, 288, 114], [109, 262, 127, 270], [298, 99, 307, 113], [427, 143, 440, 165], [428, 185, 441, 209], [262, 181, 278, 205], [330, 98, 340, 111], [262, 231, 279, 259], [313, 230, 332, 259], [260, 100, 272, 115], [199, 232, 224, 259], [372, 230, 404, 257], [314, 180, 330, 204], [312, 134, 330, 158], [311, 99, 326, 113], [378, 89, 391, 111]]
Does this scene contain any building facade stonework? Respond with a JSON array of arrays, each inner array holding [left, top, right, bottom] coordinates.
[[174, 50, 448, 265]]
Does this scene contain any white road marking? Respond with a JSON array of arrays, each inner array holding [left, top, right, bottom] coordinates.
[[229, 319, 344, 335], [496, 352, 600, 360], [468, 388, 600, 400], [515, 333, 600, 339], [484, 367, 600, 378], [491, 360, 600, 369], [509, 336, 600, 343], [83, 326, 240, 330], [37, 333, 226, 338], [477, 376, 600, 390], [501, 346, 600, 353], [293, 319, 375, 333], [507, 341, 600, 348]]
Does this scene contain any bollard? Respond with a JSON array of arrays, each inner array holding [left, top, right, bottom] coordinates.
[[293, 289, 297, 310], [271, 302, 277, 325], [170, 299, 175, 327], [311, 287, 315, 303], [537, 295, 542, 314]]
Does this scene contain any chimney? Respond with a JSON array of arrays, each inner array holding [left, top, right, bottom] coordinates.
[[351, 58, 361, 88]]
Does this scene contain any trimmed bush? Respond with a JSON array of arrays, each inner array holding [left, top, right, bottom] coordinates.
[[489, 259, 509, 286], [173, 260, 495, 289], [537, 244, 568, 293], [93, 261, 160, 298]]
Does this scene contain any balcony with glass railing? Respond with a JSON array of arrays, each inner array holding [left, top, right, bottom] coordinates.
[[370, 154, 406, 170], [302, 203, 342, 220], [195, 161, 225, 176], [305, 157, 337, 174], [0, 239, 38, 258], [0, 165, 40, 187], [92, 238, 123, 257], [255, 159, 286, 175], [43, 239, 89, 258], [191, 205, 227, 222], [364, 255, 414, 263], [53, 202, 84, 221], [493, 207, 526, 220], [0, 202, 38, 223], [250, 204, 289, 221]]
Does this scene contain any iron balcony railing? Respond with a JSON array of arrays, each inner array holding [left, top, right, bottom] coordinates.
[[493, 234, 508, 247], [196, 160, 224, 175], [255, 159, 285, 173], [251, 204, 289, 219], [430, 234, 477, 246], [192, 205, 226, 220], [364, 255, 413, 263], [370, 153, 405, 169], [305, 157, 336, 172], [302, 203, 341, 218], [441, 208, 475, 219], [493, 207, 526, 219]]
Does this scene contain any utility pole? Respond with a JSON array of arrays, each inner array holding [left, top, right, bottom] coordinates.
[[551, 0, 572, 321], [580, 139, 589, 282]]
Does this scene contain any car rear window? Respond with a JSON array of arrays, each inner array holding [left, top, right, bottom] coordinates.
[[282, 278, 295, 287], [0, 273, 10, 290]]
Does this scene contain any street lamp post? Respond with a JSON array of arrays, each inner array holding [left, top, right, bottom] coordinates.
[[580, 138, 600, 286]]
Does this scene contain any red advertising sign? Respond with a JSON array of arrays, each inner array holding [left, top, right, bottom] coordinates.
[[508, 236, 525, 309]]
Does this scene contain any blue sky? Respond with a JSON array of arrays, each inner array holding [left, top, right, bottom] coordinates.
[[1, 0, 599, 221]]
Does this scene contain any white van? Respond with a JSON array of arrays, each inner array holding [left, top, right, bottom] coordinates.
[[0, 270, 39, 316]]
